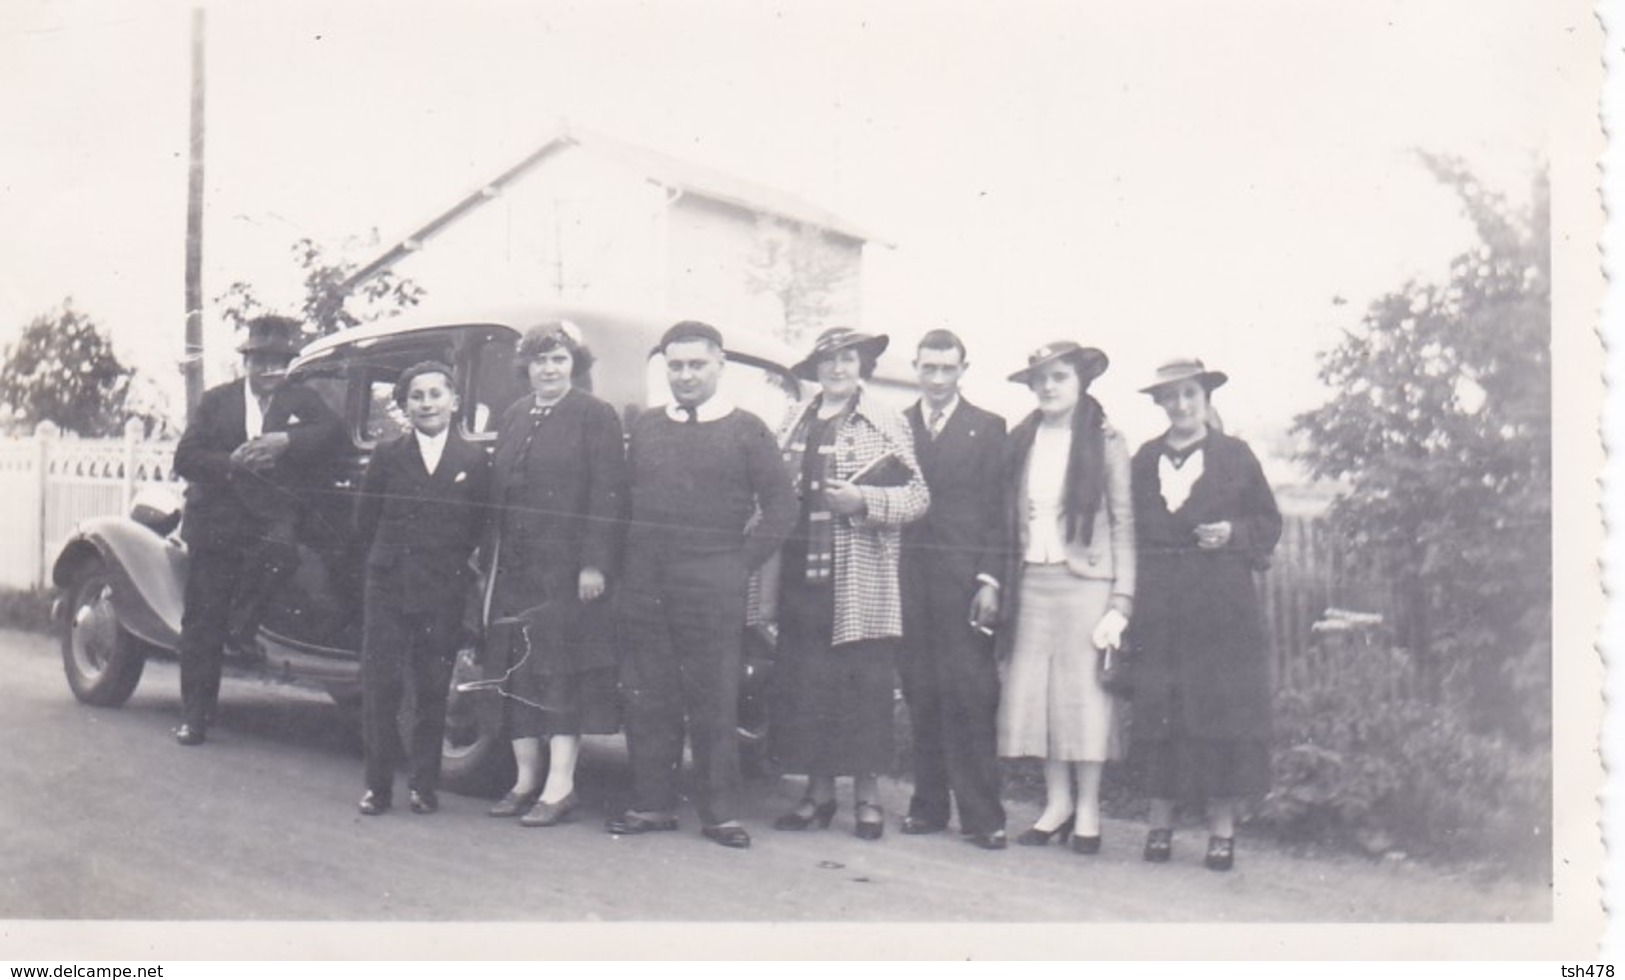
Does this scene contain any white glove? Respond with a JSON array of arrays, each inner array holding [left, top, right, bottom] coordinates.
[[1091, 608, 1128, 652]]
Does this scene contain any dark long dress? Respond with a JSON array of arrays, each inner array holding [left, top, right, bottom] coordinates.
[[486, 387, 627, 738], [1128, 430, 1282, 801], [769, 414, 897, 777]]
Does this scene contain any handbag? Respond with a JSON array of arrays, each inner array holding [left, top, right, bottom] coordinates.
[[1098, 637, 1133, 698]]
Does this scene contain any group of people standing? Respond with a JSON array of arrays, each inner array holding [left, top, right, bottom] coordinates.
[[872, 331, 1282, 872], [172, 312, 1281, 872]]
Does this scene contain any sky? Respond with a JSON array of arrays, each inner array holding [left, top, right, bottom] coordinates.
[[0, 0, 1550, 465]]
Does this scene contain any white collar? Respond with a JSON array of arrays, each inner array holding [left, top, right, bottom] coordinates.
[[666, 394, 736, 423], [244, 382, 265, 439], [414, 427, 449, 473]]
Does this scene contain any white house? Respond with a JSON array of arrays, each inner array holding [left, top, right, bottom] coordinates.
[[340, 122, 875, 342]]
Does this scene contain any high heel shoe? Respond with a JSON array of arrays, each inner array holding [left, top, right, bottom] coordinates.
[[1015, 816, 1075, 847], [1143, 828, 1173, 863], [1204, 835, 1235, 872], [519, 791, 578, 827], [854, 801, 885, 840], [488, 787, 542, 818], [1070, 833, 1102, 855], [773, 798, 836, 831]]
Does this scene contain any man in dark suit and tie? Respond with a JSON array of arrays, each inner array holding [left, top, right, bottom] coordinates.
[[899, 329, 1010, 848], [353, 362, 492, 815], [171, 315, 343, 745]]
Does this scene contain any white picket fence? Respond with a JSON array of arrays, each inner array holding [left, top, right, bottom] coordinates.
[[0, 422, 181, 591]]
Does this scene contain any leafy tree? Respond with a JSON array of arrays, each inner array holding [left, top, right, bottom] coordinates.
[[216, 236, 425, 337], [1292, 154, 1550, 743], [744, 217, 855, 343], [0, 300, 138, 437]]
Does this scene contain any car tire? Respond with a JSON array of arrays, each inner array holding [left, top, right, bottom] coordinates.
[[60, 560, 150, 707], [439, 645, 514, 796]]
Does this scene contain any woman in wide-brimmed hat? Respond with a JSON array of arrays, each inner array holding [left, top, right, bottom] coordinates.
[[994, 341, 1135, 856], [483, 320, 628, 828], [1126, 356, 1281, 872], [766, 327, 930, 840]]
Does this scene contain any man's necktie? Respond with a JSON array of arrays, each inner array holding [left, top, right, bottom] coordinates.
[[928, 407, 944, 439], [681, 406, 698, 424]]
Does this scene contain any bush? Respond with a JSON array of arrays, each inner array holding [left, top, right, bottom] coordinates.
[[1258, 627, 1550, 876], [0, 587, 55, 635]]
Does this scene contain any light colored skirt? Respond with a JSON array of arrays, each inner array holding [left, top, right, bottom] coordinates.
[[996, 565, 1120, 762]]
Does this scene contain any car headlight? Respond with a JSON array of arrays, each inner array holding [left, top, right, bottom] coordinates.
[[129, 485, 183, 535]]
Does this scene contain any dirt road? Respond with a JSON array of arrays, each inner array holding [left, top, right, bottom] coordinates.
[[0, 628, 1545, 935]]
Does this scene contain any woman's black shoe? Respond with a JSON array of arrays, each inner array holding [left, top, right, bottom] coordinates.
[[1015, 816, 1075, 846], [1204, 835, 1234, 872], [488, 788, 543, 818], [854, 801, 885, 840], [1070, 833, 1102, 855], [773, 798, 836, 831], [1143, 828, 1173, 863]]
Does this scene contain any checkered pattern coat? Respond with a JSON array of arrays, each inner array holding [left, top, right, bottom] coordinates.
[[772, 388, 931, 646]]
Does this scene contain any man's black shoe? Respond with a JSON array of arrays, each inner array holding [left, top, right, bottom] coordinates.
[[604, 811, 680, 835], [701, 824, 752, 849], [409, 789, 439, 814], [965, 829, 1009, 851], [358, 790, 392, 816], [173, 723, 206, 746], [900, 815, 947, 835]]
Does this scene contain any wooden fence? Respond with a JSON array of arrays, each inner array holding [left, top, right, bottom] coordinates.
[[1259, 507, 1408, 696], [0, 423, 180, 591]]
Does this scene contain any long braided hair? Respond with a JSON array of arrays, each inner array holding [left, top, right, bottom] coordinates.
[[1009, 351, 1109, 546]]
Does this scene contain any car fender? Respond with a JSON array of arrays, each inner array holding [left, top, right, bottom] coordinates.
[[52, 517, 186, 652]]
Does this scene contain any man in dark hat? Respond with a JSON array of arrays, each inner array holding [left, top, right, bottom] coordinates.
[[608, 320, 797, 849], [898, 329, 1011, 848], [170, 315, 343, 745]]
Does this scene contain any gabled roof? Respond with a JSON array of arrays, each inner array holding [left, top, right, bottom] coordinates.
[[340, 121, 876, 295]]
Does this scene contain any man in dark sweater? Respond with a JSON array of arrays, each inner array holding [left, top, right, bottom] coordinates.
[[608, 320, 796, 849]]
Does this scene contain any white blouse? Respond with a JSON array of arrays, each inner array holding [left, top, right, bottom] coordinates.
[[1023, 425, 1072, 563], [1158, 447, 1205, 513]]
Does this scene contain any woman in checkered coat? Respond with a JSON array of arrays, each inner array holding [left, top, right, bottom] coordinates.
[[766, 328, 930, 840]]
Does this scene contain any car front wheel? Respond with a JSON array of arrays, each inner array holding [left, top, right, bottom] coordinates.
[[439, 645, 514, 796], [61, 560, 150, 707]]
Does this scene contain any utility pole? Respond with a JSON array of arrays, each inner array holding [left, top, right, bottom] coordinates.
[[183, 6, 206, 421]]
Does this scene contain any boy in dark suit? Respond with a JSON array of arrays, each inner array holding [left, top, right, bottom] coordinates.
[[353, 361, 492, 815], [898, 329, 1010, 848], [171, 315, 343, 746]]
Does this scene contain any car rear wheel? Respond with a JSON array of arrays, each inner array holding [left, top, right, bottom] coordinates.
[[61, 560, 149, 707], [439, 646, 514, 796]]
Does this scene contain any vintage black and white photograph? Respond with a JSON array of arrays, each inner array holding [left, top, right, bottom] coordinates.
[[0, 0, 1603, 960]]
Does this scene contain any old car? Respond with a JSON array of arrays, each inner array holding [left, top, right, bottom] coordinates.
[[52, 303, 803, 792]]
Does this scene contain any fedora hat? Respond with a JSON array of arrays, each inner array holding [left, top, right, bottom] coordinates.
[[236, 315, 305, 357], [1007, 340, 1109, 386], [1139, 356, 1228, 395], [791, 327, 890, 381]]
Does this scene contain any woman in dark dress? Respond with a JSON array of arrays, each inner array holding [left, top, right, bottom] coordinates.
[[1128, 357, 1281, 871], [767, 328, 930, 840], [484, 321, 628, 827]]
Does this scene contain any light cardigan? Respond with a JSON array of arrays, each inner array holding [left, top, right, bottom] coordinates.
[[771, 387, 931, 646]]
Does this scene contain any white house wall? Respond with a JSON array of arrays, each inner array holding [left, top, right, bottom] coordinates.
[[664, 195, 864, 341], [383, 146, 668, 310], [369, 142, 863, 336]]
